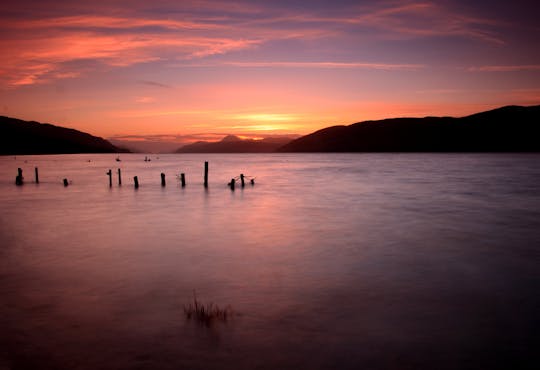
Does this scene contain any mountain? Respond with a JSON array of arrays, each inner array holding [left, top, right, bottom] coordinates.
[[108, 138, 182, 154], [277, 105, 540, 152], [176, 135, 293, 153], [0, 116, 128, 155]]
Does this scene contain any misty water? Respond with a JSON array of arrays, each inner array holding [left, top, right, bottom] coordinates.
[[1, 153, 539, 370]]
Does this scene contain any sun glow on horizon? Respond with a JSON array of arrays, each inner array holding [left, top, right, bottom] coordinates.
[[1, 0, 539, 138]]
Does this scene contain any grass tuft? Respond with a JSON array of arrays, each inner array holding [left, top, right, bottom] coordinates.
[[183, 291, 232, 326]]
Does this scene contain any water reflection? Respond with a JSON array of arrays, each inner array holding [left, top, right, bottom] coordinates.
[[0, 153, 539, 369]]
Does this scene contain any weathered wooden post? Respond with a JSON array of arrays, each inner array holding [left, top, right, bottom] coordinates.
[[161, 173, 166, 187], [117, 168, 122, 186], [15, 168, 23, 186], [240, 174, 245, 187], [134, 176, 139, 189], [63, 178, 69, 187], [230, 178, 235, 190], [250, 179, 255, 185], [180, 173, 186, 187], [204, 161, 208, 188], [107, 169, 112, 187], [35, 167, 39, 184]]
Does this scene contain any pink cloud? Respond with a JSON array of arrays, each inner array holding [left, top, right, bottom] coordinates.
[[220, 61, 424, 70]]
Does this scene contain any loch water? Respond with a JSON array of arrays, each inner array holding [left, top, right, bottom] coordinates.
[[1, 153, 539, 369]]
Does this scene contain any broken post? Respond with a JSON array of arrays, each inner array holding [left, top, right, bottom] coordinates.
[[35, 167, 39, 184], [107, 169, 112, 187], [161, 173, 166, 187], [204, 161, 208, 188], [180, 173, 186, 187], [230, 178, 235, 190], [240, 174, 245, 187], [118, 168, 122, 186], [63, 178, 69, 187], [134, 176, 139, 189], [15, 168, 23, 186]]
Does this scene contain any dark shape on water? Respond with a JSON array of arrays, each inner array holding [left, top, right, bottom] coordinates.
[[63, 178, 69, 187], [106, 169, 112, 187], [161, 173, 166, 187], [117, 168, 122, 186], [35, 167, 39, 184], [204, 161, 208, 188], [240, 173, 245, 187], [229, 178, 235, 190], [183, 291, 232, 327], [15, 168, 23, 186], [180, 173, 186, 187]]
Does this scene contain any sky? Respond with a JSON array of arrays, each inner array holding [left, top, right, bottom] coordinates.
[[1, 0, 539, 143]]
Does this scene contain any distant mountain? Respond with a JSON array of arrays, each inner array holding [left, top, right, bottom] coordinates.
[[176, 135, 293, 153], [278, 105, 540, 152], [0, 116, 128, 155], [108, 138, 182, 154]]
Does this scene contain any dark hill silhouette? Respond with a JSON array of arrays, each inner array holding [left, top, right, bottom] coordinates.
[[277, 105, 540, 152], [176, 135, 293, 153], [0, 116, 128, 155]]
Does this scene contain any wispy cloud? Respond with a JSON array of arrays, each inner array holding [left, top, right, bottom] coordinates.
[[0, 0, 516, 88], [137, 80, 173, 88], [468, 65, 540, 72], [220, 61, 424, 70], [0, 13, 260, 86]]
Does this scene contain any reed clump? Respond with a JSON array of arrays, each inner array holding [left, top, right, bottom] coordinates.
[[183, 291, 232, 326]]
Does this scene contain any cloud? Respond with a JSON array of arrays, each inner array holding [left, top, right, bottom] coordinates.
[[0, 0, 510, 87], [0, 13, 260, 86], [468, 65, 540, 72], [220, 61, 424, 70], [135, 96, 156, 103], [137, 80, 173, 88]]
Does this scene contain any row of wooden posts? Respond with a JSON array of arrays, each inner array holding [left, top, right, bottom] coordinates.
[[15, 167, 80, 187], [15, 161, 254, 190]]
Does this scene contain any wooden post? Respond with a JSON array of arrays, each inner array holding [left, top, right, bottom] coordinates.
[[250, 179, 255, 185], [15, 168, 23, 186], [35, 167, 39, 184], [134, 176, 139, 189], [107, 169, 112, 187], [63, 178, 69, 187], [180, 173, 186, 187], [240, 174, 245, 187], [230, 178, 235, 190], [204, 161, 208, 188], [117, 168, 122, 186], [161, 173, 166, 187]]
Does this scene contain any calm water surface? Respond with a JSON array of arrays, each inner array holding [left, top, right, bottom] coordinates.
[[1, 153, 539, 369]]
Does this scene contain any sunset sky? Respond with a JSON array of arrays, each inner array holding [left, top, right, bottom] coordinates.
[[1, 0, 539, 143]]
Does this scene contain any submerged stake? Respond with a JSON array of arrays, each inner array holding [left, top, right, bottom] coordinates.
[[107, 169, 112, 187], [204, 161, 208, 188], [15, 168, 23, 186]]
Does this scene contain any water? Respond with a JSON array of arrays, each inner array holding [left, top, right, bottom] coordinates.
[[1, 153, 539, 370]]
